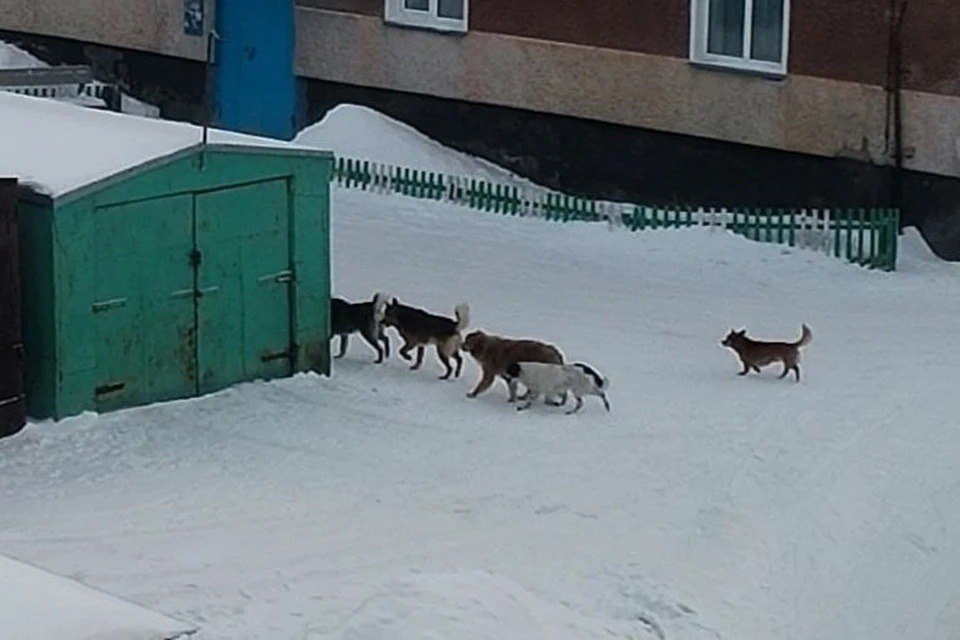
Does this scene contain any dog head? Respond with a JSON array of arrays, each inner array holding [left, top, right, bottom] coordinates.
[[462, 331, 487, 356], [381, 297, 402, 327], [504, 362, 521, 379], [721, 329, 747, 349]]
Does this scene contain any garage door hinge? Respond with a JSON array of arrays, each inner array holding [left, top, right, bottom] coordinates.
[[95, 381, 126, 396], [261, 343, 299, 363], [189, 249, 202, 268]]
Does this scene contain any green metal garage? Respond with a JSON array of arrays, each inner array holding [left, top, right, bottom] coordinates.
[[2, 92, 332, 419]]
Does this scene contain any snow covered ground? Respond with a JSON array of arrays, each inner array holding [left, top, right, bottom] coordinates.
[[1, 554, 193, 640], [3, 106, 960, 640]]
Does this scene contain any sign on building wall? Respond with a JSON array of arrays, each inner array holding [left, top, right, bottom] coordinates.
[[184, 0, 204, 36]]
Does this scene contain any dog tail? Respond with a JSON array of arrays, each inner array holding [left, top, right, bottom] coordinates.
[[372, 292, 388, 323], [794, 324, 812, 348], [454, 303, 470, 332], [573, 363, 608, 391]]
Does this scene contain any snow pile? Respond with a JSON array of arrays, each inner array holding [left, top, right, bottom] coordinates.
[[1, 39, 159, 114], [0, 91, 318, 197], [296, 104, 529, 184], [1, 554, 194, 640], [897, 226, 960, 271], [0, 39, 46, 68]]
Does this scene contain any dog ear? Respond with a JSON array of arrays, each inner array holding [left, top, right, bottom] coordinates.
[[738, 329, 746, 336], [391, 297, 398, 306]]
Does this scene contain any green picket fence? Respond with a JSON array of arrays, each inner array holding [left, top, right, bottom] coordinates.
[[332, 156, 900, 271]]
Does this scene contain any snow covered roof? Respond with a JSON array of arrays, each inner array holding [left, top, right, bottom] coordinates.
[[1, 554, 194, 640], [0, 91, 324, 199]]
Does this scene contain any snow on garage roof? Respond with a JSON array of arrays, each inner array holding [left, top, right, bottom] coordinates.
[[0, 91, 322, 199], [1, 554, 195, 640]]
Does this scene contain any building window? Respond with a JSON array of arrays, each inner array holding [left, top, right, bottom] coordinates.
[[689, 0, 790, 76], [384, 0, 468, 33]]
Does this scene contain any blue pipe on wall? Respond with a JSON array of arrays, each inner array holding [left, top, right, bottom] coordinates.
[[213, 0, 296, 140]]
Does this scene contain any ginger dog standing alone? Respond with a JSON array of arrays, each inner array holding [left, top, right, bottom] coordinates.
[[721, 324, 812, 382]]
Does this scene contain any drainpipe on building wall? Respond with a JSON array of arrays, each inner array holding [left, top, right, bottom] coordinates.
[[885, 0, 908, 212], [201, 29, 220, 168]]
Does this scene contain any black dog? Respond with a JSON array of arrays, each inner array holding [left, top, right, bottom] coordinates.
[[381, 298, 470, 379], [330, 292, 390, 363]]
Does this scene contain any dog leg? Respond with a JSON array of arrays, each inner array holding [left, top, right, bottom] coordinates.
[[564, 396, 584, 415], [399, 341, 414, 361], [510, 379, 529, 403], [506, 377, 521, 403], [738, 362, 751, 376], [793, 365, 801, 382], [379, 329, 390, 359], [467, 371, 496, 398], [517, 395, 536, 411], [437, 341, 459, 380], [453, 351, 464, 378], [437, 349, 454, 380], [335, 335, 348, 359], [360, 328, 385, 363], [411, 346, 425, 371], [600, 392, 611, 412], [779, 363, 790, 379]]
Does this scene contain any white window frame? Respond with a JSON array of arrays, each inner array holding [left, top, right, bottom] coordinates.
[[384, 0, 468, 34], [689, 0, 790, 76]]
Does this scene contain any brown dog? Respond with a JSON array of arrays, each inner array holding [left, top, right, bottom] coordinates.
[[462, 330, 564, 400], [721, 324, 812, 382]]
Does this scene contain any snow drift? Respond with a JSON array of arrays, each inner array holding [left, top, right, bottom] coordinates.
[[1, 554, 194, 640], [295, 104, 530, 184]]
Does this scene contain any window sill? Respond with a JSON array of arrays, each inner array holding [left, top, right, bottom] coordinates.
[[384, 15, 467, 34], [689, 57, 787, 81]]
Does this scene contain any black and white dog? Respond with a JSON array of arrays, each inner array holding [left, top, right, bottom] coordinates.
[[330, 292, 390, 363], [504, 362, 611, 414]]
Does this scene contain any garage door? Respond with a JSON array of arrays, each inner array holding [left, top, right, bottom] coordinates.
[[93, 194, 196, 411], [92, 179, 294, 411], [195, 180, 293, 394]]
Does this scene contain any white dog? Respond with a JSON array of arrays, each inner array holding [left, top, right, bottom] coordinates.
[[504, 361, 610, 415]]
